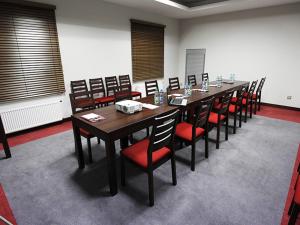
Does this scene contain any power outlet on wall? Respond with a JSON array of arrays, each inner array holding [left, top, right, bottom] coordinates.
[[287, 96, 292, 100]]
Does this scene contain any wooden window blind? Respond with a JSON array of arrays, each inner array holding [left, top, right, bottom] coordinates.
[[0, 2, 65, 103], [131, 19, 165, 82]]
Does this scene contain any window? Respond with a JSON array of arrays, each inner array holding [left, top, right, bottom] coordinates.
[[131, 19, 165, 82], [0, 2, 65, 103]]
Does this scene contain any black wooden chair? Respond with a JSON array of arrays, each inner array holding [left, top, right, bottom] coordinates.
[[254, 77, 266, 113], [175, 97, 214, 171], [243, 80, 258, 122], [0, 115, 11, 158], [168, 77, 180, 91], [187, 75, 197, 86], [105, 76, 119, 101], [145, 80, 158, 96], [228, 86, 247, 134], [120, 110, 179, 206], [114, 84, 132, 103], [119, 75, 142, 99], [89, 78, 114, 107], [69, 90, 99, 163], [202, 73, 209, 81], [208, 91, 234, 149]]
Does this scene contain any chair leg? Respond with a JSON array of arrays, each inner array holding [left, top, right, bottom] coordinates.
[[233, 112, 237, 134], [216, 123, 220, 149], [3, 139, 11, 158], [191, 142, 196, 171], [120, 155, 126, 186], [244, 104, 248, 123], [258, 96, 261, 111], [250, 101, 253, 118], [146, 127, 150, 137], [148, 171, 154, 206], [171, 155, 177, 185], [239, 108, 242, 128], [254, 99, 257, 114], [87, 138, 93, 163], [288, 203, 300, 225], [288, 199, 295, 215], [97, 138, 100, 144], [225, 117, 229, 140], [205, 133, 209, 158]]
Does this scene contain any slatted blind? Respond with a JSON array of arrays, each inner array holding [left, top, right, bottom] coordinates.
[[0, 2, 65, 103], [131, 19, 165, 82]]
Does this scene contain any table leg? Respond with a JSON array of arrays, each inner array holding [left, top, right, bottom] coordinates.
[[2, 138, 11, 158], [72, 119, 85, 169], [120, 136, 129, 149], [105, 138, 118, 196]]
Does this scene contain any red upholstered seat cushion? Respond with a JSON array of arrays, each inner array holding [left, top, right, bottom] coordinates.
[[80, 128, 93, 138], [243, 92, 248, 98], [95, 96, 115, 104], [121, 139, 171, 168], [229, 104, 239, 113], [242, 98, 247, 105], [131, 91, 141, 97], [208, 112, 225, 124], [175, 122, 205, 141], [231, 97, 237, 103], [252, 93, 257, 99]]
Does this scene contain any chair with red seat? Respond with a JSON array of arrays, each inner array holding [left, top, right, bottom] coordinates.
[[69, 91, 98, 163], [242, 80, 258, 122], [105, 76, 119, 100], [228, 86, 248, 134], [175, 97, 214, 171], [208, 91, 234, 149], [89, 78, 115, 107], [254, 77, 266, 114], [169, 77, 180, 91], [120, 110, 179, 206], [118, 75, 142, 99], [114, 84, 132, 103]]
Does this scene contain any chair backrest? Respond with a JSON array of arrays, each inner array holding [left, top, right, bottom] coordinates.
[[70, 80, 88, 95], [169, 77, 180, 91], [247, 80, 258, 98], [193, 97, 214, 135], [145, 80, 158, 96], [217, 90, 234, 114], [188, 75, 197, 86], [148, 110, 179, 163], [89, 78, 106, 99], [69, 91, 95, 114], [119, 75, 131, 87], [256, 77, 266, 95], [114, 84, 132, 103], [236, 86, 248, 106], [202, 73, 209, 81], [105, 76, 119, 97]]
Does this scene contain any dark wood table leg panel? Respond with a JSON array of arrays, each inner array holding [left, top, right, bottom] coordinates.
[[3, 139, 11, 158], [72, 118, 85, 169], [105, 138, 118, 196]]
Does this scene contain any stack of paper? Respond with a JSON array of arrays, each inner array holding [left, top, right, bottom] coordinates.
[[81, 113, 105, 122], [142, 103, 159, 110]]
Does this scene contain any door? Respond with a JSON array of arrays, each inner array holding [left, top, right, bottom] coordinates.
[[185, 49, 206, 84]]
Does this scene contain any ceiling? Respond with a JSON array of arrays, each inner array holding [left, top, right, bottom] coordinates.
[[103, 0, 300, 19]]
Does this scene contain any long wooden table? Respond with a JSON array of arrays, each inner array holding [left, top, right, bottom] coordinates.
[[71, 80, 249, 196]]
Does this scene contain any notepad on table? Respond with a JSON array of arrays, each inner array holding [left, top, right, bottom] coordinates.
[[81, 113, 105, 122], [142, 103, 159, 110]]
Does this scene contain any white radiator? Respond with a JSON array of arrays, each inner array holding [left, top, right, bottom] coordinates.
[[0, 101, 63, 134]]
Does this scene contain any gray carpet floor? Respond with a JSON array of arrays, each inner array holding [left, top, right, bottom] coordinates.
[[0, 115, 299, 225]]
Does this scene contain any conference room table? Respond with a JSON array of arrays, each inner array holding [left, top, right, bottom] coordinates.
[[71, 80, 249, 196]]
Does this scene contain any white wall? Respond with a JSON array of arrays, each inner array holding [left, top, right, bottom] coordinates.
[[0, 0, 179, 118], [178, 3, 300, 108]]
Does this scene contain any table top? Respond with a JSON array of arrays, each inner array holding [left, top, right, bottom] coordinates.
[[72, 80, 249, 139]]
